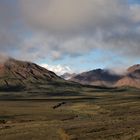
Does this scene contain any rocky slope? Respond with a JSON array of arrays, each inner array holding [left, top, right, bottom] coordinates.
[[70, 65, 140, 88], [70, 69, 122, 87], [0, 58, 62, 91], [115, 64, 140, 88]]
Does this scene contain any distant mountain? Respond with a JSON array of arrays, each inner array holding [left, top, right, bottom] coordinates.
[[127, 64, 140, 74], [0, 58, 140, 92], [0, 58, 62, 91], [70, 65, 140, 88], [61, 72, 76, 80], [115, 64, 140, 88], [70, 69, 122, 87]]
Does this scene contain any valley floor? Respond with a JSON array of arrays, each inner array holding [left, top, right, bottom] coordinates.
[[0, 89, 140, 140]]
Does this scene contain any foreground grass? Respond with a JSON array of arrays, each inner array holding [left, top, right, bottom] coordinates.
[[0, 88, 139, 140]]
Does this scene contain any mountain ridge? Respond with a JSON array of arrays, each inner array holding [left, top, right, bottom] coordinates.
[[115, 64, 140, 88], [70, 68, 122, 87], [70, 65, 140, 88], [0, 58, 140, 90], [0, 58, 63, 91]]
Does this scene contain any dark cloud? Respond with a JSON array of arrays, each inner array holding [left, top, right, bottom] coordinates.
[[20, 0, 129, 34], [0, 0, 23, 55]]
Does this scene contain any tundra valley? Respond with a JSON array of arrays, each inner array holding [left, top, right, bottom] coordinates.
[[0, 58, 139, 140], [0, 0, 140, 139]]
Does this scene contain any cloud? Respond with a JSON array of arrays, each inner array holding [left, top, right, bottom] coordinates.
[[0, 0, 140, 67], [0, 0, 25, 57], [130, 4, 140, 22], [20, 0, 129, 34], [40, 64, 73, 75], [18, 0, 140, 61]]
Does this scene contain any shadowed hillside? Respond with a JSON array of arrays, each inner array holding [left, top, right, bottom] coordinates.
[[70, 69, 122, 87], [70, 65, 140, 89]]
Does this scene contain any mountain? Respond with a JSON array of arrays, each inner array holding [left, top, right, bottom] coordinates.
[[127, 64, 140, 79], [0, 58, 140, 92], [127, 64, 140, 73], [61, 72, 76, 80], [0, 58, 63, 91], [70, 69, 122, 87], [115, 64, 140, 88], [70, 64, 140, 88]]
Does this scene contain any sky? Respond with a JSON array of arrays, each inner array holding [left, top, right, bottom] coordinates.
[[0, 0, 140, 75]]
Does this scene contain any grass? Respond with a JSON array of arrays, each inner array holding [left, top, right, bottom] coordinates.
[[0, 87, 139, 139]]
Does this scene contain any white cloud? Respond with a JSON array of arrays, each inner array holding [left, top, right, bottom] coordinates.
[[40, 64, 73, 75]]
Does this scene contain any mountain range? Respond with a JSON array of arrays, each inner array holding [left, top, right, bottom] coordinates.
[[0, 58, 140, 92], [70, 65, 140, 88]]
